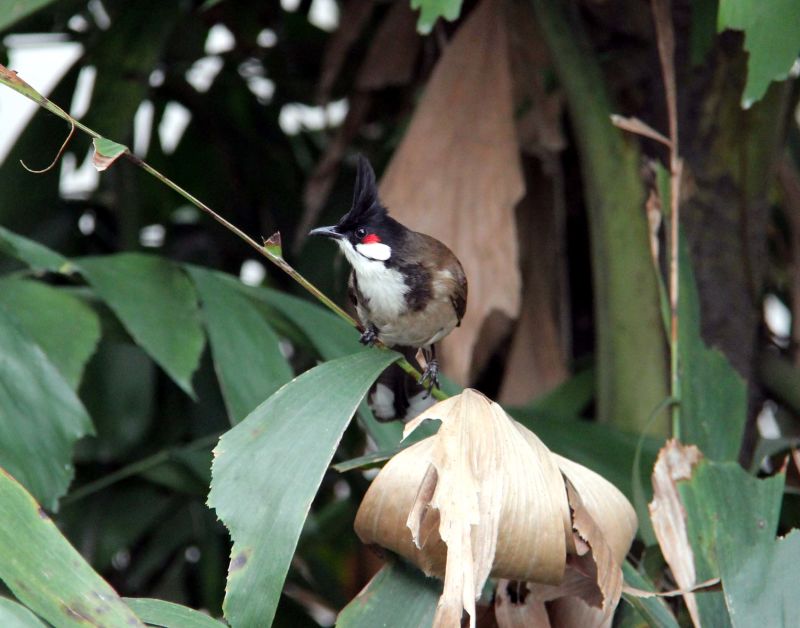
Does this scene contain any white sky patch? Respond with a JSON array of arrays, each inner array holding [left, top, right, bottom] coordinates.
[[0, 40, 83, 164], [88, 0, 111, 30], [309, 0, 339, 31], [68, 14, 90, 33], [764, 293, 791, 341], [205, 23, 235, 55], [172, 205, 200, 224], [757, 402, 781, 439], [247, 76, 275, 104], [257, 29, 277, 48], [78, 210, 96, 235], [149, 68, 165, 88], [158, 101, 192, 154], [140, 224, 166, 248], [186, 55, 224, 92], [281, 0, 301, 11], [133, 100, 154, 156], [240, 259, 266, 285], [60, 148, 99, 197], [279, 98, 348, 135], [69, 64, 96, 119]]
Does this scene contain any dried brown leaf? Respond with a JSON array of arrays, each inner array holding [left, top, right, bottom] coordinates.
[[498, 173, 568, 404], [495, 580, 551, 628], [379, 0, 525, 384], [610, 114, 671, 147], [648, 439, 704, 627], [356, 389, 639, 627]]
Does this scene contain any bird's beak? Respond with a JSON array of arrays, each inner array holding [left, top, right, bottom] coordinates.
[[308, 225, 343, 239]]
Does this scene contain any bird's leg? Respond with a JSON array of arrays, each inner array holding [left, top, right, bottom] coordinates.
[[418, 345, 439, 396], [359, 323, 379, 347]]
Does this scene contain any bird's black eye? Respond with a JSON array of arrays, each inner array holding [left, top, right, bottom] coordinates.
[[355, 227, 367, 239]]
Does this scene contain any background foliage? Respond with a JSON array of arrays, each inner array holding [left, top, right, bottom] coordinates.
[[0, 0, 799, 626]]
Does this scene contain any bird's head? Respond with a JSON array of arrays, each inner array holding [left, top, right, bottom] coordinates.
[[309, 156, 405, 265]]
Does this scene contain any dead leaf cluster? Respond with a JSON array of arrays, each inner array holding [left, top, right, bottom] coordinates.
[[354, 389, 637, 627]]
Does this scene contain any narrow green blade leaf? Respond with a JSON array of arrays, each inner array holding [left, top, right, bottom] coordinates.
[[0, 468, 143, 627], [244, 284, 362, 360], [718, 0, 800, 107], [188, 268, 293, 424], [0, 278, 100, 389], [0, 597, 47, 628], [410, 0, 464, 34], [621, 561, 680, 628], [0, 225, 68, 273], [336, 559, 440, 627], [123, 598, 225, 627], [209, 350, 399, 627], [77, 254, 205, 397], [0, 0, 60, 32], [0, 307, 92, 510]]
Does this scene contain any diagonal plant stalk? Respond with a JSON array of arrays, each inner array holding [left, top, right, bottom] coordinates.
[[0, 64, 446, 401], [650, 0, 683, 438]]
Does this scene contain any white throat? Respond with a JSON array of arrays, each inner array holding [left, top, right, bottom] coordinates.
[[336, 239, 407, 319]]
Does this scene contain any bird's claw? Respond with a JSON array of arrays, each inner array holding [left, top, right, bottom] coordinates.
[[359, 325, 379, 347], [418, 359, 439, 398]]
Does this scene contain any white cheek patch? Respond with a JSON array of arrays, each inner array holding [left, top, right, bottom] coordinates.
[[356, 241, 391, 261]]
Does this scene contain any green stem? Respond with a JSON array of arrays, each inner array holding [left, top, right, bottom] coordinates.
[[61, 433, 221, 506], [0, 64, 446, 401]]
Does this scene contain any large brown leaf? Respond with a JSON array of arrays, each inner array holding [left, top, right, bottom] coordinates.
[[379, 0, 524, 384]]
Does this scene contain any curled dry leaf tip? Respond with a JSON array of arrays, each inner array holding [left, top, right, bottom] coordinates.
[[353, 389, 637, 627]]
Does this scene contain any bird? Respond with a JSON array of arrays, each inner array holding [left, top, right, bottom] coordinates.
[[309, 155, 467, 419]]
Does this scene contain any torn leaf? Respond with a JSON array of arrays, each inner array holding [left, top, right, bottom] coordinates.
[[354, 389, 637, 628], [92, 137, 129, 171]]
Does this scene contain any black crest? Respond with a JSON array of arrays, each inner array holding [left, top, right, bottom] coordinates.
[[338, 155, 388, 228]]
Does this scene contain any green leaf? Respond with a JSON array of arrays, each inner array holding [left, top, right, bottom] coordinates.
[[718, 0, 800, 107], [77, 254, 205, 397], [677, 239, 746, 461], [0, 0, 60, 32], [336, 559, 440, 627], [0, 278, 100, 389], [92, 137, 130, 171], [208, 350, 400, 627], [621, 561, 680, 628], [188, 268, 293, 424], [410, 0, 463, 34], [0, 225, 68, 273], [0, 306, 93, 510], [0, 468, 143, 627], [244, 284, 363, 360], [123, 598, 225, 627], [678, 461, 793, 627], [508, 366, 595, 419], [0, 597, 47, 628]]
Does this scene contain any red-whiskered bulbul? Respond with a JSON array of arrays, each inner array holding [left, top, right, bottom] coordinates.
[[309, 156, 467, 417]]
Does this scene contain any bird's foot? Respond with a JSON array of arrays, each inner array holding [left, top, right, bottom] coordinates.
[[359, 325, 379, 347], [418, 359, 439, 397]]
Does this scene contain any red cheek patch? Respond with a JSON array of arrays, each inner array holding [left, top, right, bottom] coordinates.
[[361, 233, 381, 244]]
